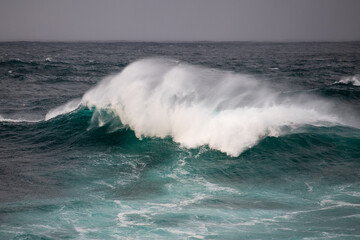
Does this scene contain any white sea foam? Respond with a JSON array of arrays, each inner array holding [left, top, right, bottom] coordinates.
[[320, 199, 360, 208], [78, 58, 344, 156], [117, 210, 153, 227], [334, 75, 360, 86], [0, 115, 42, 123]]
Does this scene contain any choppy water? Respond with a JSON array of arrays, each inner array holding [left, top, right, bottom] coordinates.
[[1, 42, 360, 239]]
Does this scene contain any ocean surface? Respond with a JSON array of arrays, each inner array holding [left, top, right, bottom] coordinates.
[[0, 41, 360, 239]]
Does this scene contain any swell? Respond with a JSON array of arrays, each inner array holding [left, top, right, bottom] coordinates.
[[2, 107, 359, 190], [1, 105, 359, 191], [0, 59, 40, 67], [0, 107, 137, 153], [0, 58, 73, 66]]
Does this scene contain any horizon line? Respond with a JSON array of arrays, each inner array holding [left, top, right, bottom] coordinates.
[[1, 39, 360, 44]]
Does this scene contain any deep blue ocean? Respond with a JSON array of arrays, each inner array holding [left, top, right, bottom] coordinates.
[[0, 42, 360, 239]]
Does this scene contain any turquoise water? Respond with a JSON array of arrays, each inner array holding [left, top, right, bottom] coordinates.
[[0, 42, 360, 239]]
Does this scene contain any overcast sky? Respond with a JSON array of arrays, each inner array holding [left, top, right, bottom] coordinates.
[[0, 0, 359, 42]]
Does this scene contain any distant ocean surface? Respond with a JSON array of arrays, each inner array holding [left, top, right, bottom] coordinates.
[[0, 42, 359, 239]]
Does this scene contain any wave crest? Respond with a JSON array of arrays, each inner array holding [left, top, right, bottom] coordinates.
[[45, 99, 82, 121], [334, 75, 360, 86], [76, 58, 341, 156]]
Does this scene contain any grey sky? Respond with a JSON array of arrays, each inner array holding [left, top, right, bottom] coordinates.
[[0, 0, 359, 41]]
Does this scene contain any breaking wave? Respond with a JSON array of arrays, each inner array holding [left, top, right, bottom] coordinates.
[[41, 58, 353, 156], [334, 75, 360, 86]]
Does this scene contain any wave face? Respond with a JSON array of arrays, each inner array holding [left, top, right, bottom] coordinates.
[[1, 42, 360, 240], [79, 58, 341, 156]]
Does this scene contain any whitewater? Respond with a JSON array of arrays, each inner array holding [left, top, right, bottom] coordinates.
[[45, 58, 347, 156]]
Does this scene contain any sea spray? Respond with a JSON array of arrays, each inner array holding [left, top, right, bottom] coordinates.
[[77, 58, 340, 156], [45, 98, 82, 121]]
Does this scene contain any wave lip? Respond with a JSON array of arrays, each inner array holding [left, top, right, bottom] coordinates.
[[75, 58, 344, 156], [45, 99, 82, 121]]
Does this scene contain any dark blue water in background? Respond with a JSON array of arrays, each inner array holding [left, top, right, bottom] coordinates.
[[0, 42, 360, 239]]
